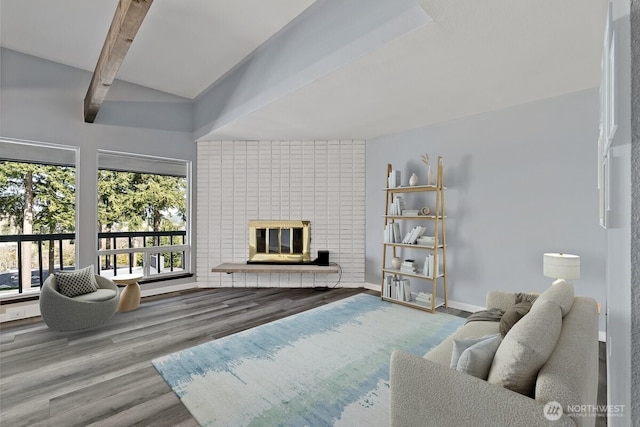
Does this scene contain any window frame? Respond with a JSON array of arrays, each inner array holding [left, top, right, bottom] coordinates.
[[95, 150, 192, 282], [0, 138, 79, 296]]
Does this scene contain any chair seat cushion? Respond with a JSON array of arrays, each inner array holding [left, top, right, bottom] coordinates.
[[73, 288, 117, 302]]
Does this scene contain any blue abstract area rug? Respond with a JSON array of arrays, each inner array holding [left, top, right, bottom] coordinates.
[[152, 293, 464, 427]]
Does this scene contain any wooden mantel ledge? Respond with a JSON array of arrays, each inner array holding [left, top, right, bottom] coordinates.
[[212, 263, 339, 274]]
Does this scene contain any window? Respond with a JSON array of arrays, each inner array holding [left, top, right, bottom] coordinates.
[[96, 151, 191, 281], [0, 139, 77, 296]]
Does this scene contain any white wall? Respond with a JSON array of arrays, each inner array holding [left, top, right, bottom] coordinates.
[[197, 140, 365, 288], [0, 49, 197, 290], [606, 0, 635, 423], [366, 89, 607, 330]]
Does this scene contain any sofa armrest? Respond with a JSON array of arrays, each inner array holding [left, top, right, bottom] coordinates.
[[486, 290, 518, 311], [389, 350, 575, 427]]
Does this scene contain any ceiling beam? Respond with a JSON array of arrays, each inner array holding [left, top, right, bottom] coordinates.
[[83, 0, 153, 123]]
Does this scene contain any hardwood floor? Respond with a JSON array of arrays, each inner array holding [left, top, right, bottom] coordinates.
[[0, 287, 366, 426], [0, 288, 607, 426]]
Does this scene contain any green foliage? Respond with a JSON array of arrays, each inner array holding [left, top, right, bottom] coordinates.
[[1, 162, 186, 236], [0, 161, 76, 233], [98, 171, 186, 233], [131, 173, 187, 232]]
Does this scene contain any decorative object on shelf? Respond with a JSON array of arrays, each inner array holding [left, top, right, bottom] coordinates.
[[419, 206, 431, 216], [415, 292, 432, 305], [416, 236, 435, 247], [543, 253, 580, 286], [400, 259, 417, 273], [388, 169, 401, 188], [409, 173, 419, 186], [391, 257, 402, 269], [421, 153, 433, 185]]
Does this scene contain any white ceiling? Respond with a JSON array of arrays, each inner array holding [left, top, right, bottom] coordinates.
[[0, 0, 316, 99], [0, 0, 608, 141]]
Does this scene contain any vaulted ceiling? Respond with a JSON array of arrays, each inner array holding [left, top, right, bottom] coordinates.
[[0, 0, 608, 140]]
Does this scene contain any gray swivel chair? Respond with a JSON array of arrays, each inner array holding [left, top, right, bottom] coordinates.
[[39, 274, 119, 332]]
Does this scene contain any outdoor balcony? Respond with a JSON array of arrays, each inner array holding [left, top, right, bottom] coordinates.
[[0, 230, 188, 298]]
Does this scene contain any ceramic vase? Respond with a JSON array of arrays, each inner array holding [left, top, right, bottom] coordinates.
[[409, 173, 419, 186], [391, 257, 402, 269]]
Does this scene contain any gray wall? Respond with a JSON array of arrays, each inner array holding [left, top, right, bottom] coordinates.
[[366, 89, 607, 331], [0, 48, 197, 289]]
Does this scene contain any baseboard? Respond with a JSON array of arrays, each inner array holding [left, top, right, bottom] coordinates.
[[0, 302, 41, 323], [446, 300, 485, 314], [363, 282, 381, 292]]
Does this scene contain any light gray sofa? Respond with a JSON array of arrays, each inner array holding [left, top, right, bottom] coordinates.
[[390, 283, 599, 427]]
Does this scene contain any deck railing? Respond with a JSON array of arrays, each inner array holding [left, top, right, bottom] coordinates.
[[97, 230, 188, 280], [0, 233, 75, 294], [0, 230, 188, 295]]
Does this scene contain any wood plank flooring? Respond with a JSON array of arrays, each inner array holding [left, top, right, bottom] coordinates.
[[0, 287, 366, 426], [0, 288, 607, 426]]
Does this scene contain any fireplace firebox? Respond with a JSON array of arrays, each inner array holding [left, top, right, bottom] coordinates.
[[248, 220, 311, 263]]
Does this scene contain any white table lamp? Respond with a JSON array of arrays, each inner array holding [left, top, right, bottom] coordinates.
[[543, 253, 580, 286]]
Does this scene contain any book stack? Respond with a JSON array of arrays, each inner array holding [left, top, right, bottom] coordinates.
[[402, 225, 427, 244], [415, 292, 432, 305], [388, 170, 401, 188], [383, 222, 401, 243], [384, 276, 411, 302], [400, 259, 417, 274], [417, 236, 435, 247], [422, 254, 439, 278], [389, 196, 405, 215], [401, 209, 419, 216]]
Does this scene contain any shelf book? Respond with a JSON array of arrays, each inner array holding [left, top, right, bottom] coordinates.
[[380, 156, 448, 313]]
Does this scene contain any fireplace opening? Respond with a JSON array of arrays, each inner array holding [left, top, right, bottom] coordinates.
[[248, 220, 311, 264]]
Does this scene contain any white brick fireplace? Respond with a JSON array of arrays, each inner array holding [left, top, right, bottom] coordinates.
[[197, 140, 366, 288]]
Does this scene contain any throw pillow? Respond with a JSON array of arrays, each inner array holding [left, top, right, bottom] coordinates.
[[487, 300, 562, 397], [499, 301, 532, 337], [455, 333, 502, 380], [450, 334, 498, 369], [533, 280, 574, 317], [55, 265, 98, 298], [515, 292, 539, 305]]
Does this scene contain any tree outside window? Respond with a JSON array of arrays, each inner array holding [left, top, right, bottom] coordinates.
[[0, 161, 76, 292]]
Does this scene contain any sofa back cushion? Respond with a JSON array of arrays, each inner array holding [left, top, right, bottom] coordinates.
[[533, 280, 574, 317], [487, 300, 563, 397]]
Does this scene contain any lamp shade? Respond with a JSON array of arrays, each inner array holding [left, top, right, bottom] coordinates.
[[543, 253, 580, 281]]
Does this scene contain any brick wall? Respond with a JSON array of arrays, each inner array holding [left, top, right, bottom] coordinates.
[[197, 140, 366, 288]]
